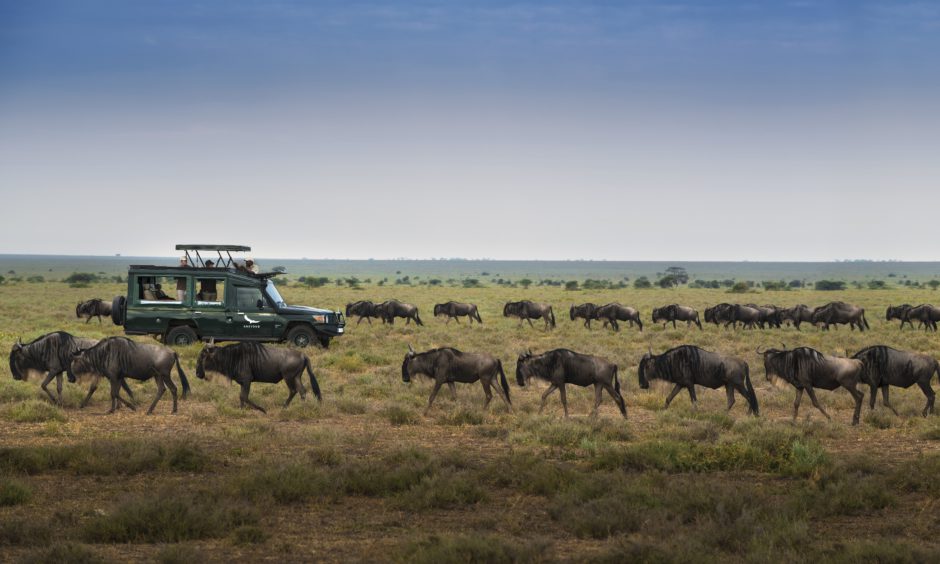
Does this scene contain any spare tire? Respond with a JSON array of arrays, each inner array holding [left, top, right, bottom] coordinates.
[[111, 295, 126, 326]]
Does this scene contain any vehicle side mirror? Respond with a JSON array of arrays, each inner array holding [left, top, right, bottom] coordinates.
[[256, 299, 264, 309]]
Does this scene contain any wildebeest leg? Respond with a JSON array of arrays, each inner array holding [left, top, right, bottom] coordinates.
[[687, 385, 698, 407], [538, 384, 558, 414], [591, 384, 603, 417], [356, 317, 365, 326], [664, 384, 683, 409], [725, 385, 735, 411], [405, 317, 411, 325], [283, 377, 298, 407], [792, 389, 803, 421], [868, 384, 878, 410], [163, 372, 179, 414], [147, 373, 167, 415], [559, 384, 569, 417], [448, 382, 457, 401], [80, 378, 99, 408], [239, 382, 267, 413], [879, 386, 899, 416], [482, 381, 493, 409], [107, 378, 122, 414], [526, 318, 534, 328], [804, 387, 832, 421], [919, 381, 935, 417], [425, 381, 444, 414], [604, 383, 627, 418], [39, 371, 59, 404]]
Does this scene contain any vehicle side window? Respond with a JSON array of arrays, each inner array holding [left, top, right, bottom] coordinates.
[[138, 275, 186, 305], [235, 286, 263, 310], [196, 278, 225, 306]]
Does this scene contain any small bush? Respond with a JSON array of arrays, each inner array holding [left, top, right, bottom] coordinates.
[[397, 534, 549, 564], [20, 543, 104, 564], [0, 477, 32, 506], [396, 471, 486, 510], [381, 404, 419, 426], [232, 525, 270, 545], [1, 400, 66, 423], [0, 519, 51, 546], [0, 440, 210, 475]]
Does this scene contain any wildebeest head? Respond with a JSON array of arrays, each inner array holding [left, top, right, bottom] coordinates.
[[8, 338, 26, 381], [434, 304, 445, 317], [637, 347, 655, 389], [515, 350, 534, 386], [195, 343, 219, 380], [401, 344, 416, 382], [886, 304, 911, 321], [67, 348, 94, 382]]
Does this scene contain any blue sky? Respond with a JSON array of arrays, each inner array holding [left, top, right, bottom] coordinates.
[[1, 1, 939, 260]]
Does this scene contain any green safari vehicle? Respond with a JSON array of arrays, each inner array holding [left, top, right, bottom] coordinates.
[[111, 244, 345, 347]]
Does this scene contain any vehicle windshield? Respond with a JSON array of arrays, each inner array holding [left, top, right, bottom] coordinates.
[[265, 280, 286, 307]]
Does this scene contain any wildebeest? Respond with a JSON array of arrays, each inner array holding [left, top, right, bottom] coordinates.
[[651, 304, 702, 330], [9, 331, 133, 406], [811, 301, 869, 332], [196, 342, 321, 413], [781, 304, 814, 330], [376, 299, 423, 326], [594, 303, 643, 332], [730, 304, 763, 330], [760, 346, 864, 425], [852, 346, 939, 416], [748, 304, 783, 329], [638, 345, 758, 414], [515, 349, 625, 418], [75, 298, 112, 324], [569, 303, 597, 329], [704, 303, 735, 328], [903, 304, 940, 332], [433, 301, 483, 324], [68, 337, 190, 414], [401, 345, 510, 413], [345, 300, 384, 325], [504, 301, 556, 330], [886, 304, 915, 330]]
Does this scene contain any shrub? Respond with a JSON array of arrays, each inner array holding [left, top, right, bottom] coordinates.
[[0, 477, 32, 506], [1, 400, 67, 423], [395, 471, 486, 510], [397, 534, 549, 564], [20, 543, 104, 564], [814, 280, 846, 291]]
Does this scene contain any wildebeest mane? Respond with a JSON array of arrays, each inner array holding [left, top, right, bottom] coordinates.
[[10, 331, 82, 380], [642, 345, 702, 383], [764, 347, 823, 384], [402, 347, 461, 380], [201, 342, 271, 380]]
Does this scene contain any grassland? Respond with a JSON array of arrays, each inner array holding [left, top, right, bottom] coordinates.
[[3, 276, 940, 563]]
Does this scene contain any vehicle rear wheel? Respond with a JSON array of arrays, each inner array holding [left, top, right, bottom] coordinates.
[[111, 295, 126, 326], [287, 325, 315, 348], [166, 326, 198, 346]]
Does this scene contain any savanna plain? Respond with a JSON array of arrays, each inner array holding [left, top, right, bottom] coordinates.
[[4, 274, 940, 563]]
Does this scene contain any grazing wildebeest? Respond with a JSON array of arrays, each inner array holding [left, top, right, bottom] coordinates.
[[852, 346, 939, 416], [760, 346, 864, 425], [748, 304, 783, 329], [75, 299, 112, 324], [886, 304, 915, 330], [515, 349, 625, 418], [376, 299, 423, 326], [638, 345, 758, 414], [903, 304, 940, 332], [781, 304, 814, 330], [196, 342, 321, 413], [433, 301, 483, 324], [730, 304, 763, 330], [504, 301, 556, 330], [651, 304, 702, 330], [594, 303, 643, 332], [68, 337, 190, 414], [345, 300, 384, 325], [401, 345, 510, 413], [9, 331, 134, 406], [704, 303, 735, 328], [569, 303, 597, 329], [811, 301, 869, 332]]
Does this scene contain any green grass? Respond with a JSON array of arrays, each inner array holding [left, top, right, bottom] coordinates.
[[0, 439, 210, 475]]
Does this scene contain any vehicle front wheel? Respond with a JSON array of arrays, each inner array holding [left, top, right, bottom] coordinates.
[[166, 326, 198, 346], [287, 325, 316, 348]]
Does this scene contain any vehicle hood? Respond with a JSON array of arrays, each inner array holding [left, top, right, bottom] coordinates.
[[277, 305, 336, 316]]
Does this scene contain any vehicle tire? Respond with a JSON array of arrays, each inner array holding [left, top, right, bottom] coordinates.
[[166, 326, 198, 346], [111, 295, 126, 326], [287, 325, 315, 348]]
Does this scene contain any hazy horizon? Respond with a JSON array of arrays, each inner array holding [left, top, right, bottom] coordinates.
[[2, 1, 938, 261]]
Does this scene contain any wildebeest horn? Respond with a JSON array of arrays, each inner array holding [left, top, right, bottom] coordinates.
[[208, 337, 215, 346], [755, 345, 764, 354], [781, 342, 786, 350], [408, 344, 415, 354]]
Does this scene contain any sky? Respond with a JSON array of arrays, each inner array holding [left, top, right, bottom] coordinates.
[[1, 0, 939, 261]]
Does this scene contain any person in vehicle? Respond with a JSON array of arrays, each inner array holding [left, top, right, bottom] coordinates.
[[245, 257, 260, 274], [176, 256, 190, 301]]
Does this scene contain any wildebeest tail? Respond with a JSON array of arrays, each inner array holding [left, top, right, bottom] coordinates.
[[414, 310, 424, 326], [861, 309, 870, 330], [549, 307, 556, 328], [614, 364, 620, 393], [304, 356, 323, 402], [474, 307, 483, 323], [497, 360, 511, 405], [744, 363, 759, 416], [174, 353, 191, 398]]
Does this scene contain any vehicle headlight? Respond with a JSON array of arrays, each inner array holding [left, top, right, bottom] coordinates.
[[312, 315, 326, 323]]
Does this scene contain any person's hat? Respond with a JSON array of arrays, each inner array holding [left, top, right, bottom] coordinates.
[[205, 260, 214, 266], [246, 257, 254, 263]]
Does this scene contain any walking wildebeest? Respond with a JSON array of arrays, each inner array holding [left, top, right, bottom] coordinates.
[[594, 303, 643, 332], [638, 345, 758, 414], [903, 304, 940, 332], [9, 331, 134, 406], [515, 349, 625, 418], [730, 304, 763, 330], [781, 304, 815, 330], [886, 304, 915, 330], [748, 304, 782, 329], [196, 342, 321, 413], [376, 299, 423, 326], [433, 302, 483, 324], [569, 303, 597, 329], [651, 304, 702, 330], [402, 345, 510, 413], [504, 301, 555, 330], [852, 346, 939, 416], [811, 301, 869, 332], [76, 298, 112, 324], [68, 337, 190, 414], [760, 346, 864, 425], [704, 303, 735, 328], [345, 300, 384, 325]]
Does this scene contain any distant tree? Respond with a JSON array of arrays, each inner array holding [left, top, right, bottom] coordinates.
[[762, 280, 789, 291], [565, 281, 579, 291], [657, 275, 678, 288], [634, 276, 652, 289], [377, 280, 385, 286], [462, 278, 482, 288], [867, 280, 888, 290], [0, 275, 5, 285], [64, 272, 100, 284], [815, 280, 846, 291], [26, 275, 44, 283], [789, 279, 804, 288], [728, 282, 750, 294], [664, 267, 689, 285], [518, 278, 533, 289], [929, 280, 940, 290], [345, 277, 361, 288], [428, 279, 442, 286], [303, 277, 329, 288], [721, 279, 736, 288]]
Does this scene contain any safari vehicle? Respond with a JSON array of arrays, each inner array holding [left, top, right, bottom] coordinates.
[[111, 244, 345, 347]]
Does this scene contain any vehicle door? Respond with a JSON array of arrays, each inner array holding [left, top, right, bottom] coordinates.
[[230, 285, 277, 338], [192, 276, 229, 338]]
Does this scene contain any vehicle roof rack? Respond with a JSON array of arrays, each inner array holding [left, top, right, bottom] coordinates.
[[175, 244, 251, 269]]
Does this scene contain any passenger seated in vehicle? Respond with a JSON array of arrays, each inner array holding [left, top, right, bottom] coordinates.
[[154, 284, 174, 301], [199, 277, 217, 301]]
